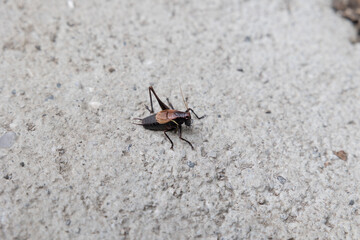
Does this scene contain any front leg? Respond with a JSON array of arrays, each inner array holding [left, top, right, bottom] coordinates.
[[186, 108, 206, 119], [164, 129, 174, 150], [178, 125, 194, 150]]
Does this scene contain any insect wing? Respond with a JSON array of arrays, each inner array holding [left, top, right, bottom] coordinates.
[[155, 110, 179, 124], [155, 110, 172, 124]]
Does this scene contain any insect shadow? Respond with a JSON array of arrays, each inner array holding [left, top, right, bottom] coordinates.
[[134, 86, 205, 150]]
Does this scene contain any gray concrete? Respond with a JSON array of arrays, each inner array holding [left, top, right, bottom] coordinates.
[[1, 0, 360, 239]]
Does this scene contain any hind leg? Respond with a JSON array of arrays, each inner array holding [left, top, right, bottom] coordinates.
[[145, 86, 171, 113]]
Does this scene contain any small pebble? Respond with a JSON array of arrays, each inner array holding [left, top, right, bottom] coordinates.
[[66, 219, 71, 225], [3, 174, 12, 180], [0, 132, 17, 148], [11, 89, 16, 95], [67, 0, 74, 9], [333, 150, 348, 161], [20, 162, 25, 167], [45, 95, 54, 101], [277, 175, 286, 184], [244, 36, 252, 42], [56, 83, 61, 88], [57, 148, 66, 155], [349, 200, 355, 205], [257, 197, 266, 205], [89, 101, 102, 109], [187, 161, 195, 168]]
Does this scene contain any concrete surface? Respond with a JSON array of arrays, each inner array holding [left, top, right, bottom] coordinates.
[[1, 0, 360, 239]]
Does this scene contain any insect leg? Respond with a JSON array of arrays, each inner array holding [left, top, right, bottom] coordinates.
[[178, 125, 194, 150], [166, 98, 175, 109], [146, 87, 155, 113], [164, 129, 174, 149], [149, 86, 170, 110], [186, 108, 206, 119], [145, 105, 153, 113]]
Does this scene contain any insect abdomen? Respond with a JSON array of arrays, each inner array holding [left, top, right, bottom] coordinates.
[[142, 114, 176, 131]]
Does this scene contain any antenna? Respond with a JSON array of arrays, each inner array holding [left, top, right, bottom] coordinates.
[[180, 85, 189, 109]]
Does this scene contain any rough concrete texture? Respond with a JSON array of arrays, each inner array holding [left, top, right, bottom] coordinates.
[[1, 0, 360, 239]]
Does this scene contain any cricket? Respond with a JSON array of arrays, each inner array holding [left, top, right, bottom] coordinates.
[[135, 86, 205, 149]]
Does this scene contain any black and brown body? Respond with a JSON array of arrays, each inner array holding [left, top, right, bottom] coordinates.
[[136, 86, 205, 149], [142, 110, 191, 131]]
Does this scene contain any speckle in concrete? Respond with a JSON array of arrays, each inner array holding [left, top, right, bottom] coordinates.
[[0, 132, 17, 149]]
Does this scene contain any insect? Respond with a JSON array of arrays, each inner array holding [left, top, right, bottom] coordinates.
[[135, 86, 205, 149]]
